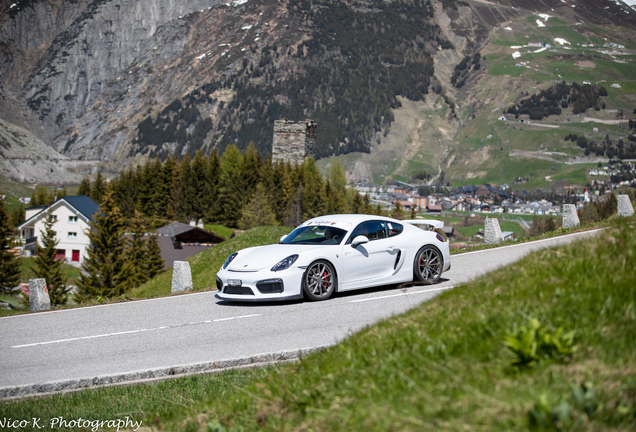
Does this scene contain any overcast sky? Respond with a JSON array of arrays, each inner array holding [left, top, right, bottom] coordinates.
[[622, 0, 636, 6]]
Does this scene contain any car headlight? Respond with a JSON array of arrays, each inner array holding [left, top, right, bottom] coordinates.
[[222, 252, 238, 270], [271, 254, 299, 272]]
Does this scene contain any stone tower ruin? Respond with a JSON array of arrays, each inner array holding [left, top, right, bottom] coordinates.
[[272, 119, 317, 165]]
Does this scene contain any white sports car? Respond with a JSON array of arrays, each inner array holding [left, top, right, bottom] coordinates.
[[215, 214, 451, 302]]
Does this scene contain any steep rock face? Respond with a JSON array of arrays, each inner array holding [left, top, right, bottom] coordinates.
[[0, 117, 108, 183], [1, 0, 221, 159]]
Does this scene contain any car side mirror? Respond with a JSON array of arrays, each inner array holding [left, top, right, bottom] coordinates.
[[351, 235, 369, 248], [279, 234, 288, 242]]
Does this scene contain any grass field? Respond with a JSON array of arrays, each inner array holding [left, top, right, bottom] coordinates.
[[454, 219, 524, 239], [4, 219, 635, 431], [203, 224, 235, 240], [1, 174, 34, 213], [0, 367, 272, 430], [18, 257, 81, 284]]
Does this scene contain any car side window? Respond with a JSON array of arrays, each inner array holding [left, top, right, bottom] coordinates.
[[347, 221, 388, 244], [387, 222, 403, 237]]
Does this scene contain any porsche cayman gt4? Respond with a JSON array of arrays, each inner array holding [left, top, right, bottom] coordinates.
[[215, 214, 450, 302]]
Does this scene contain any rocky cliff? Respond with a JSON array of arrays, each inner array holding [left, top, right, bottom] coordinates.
[[1, 0, 223, 160]]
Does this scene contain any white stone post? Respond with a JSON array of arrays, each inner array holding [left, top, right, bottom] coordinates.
[[484, 217, 504, 245], [171, 261, 193, 293], [617, 195, 635, 217], [562, 204, 580, 229], [29, 278, 51, 312]]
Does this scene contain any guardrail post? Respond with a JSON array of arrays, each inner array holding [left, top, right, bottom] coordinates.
[[29, 278, 51, 312], [171, 261, 193, 293], [484, 217, 503, 245], [562, 204, 580, 229], [617, 195, 635, 217]]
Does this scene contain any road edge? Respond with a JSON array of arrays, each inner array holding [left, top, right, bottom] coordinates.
[[0, 346, 328, 400]]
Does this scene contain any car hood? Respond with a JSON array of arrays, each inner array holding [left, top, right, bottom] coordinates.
[[226, 244, 331, 271]]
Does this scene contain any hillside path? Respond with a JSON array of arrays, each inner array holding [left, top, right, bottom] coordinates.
[[581, 117, 629, 125]]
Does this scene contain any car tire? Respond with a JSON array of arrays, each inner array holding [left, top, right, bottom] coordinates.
[[302, 260, 337, 301], [413, 245, 443, 284]]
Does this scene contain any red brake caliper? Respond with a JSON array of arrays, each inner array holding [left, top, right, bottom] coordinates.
[[322, 270, 328, 292]]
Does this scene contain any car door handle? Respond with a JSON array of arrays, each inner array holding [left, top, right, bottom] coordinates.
[[387, 246, 398, 253]]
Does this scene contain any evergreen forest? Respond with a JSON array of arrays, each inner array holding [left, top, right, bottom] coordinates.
[[103, 146, 372, 231], [131, 0, 449, 160], [564, 133, 636, 160], [506, 82, 607, 120]]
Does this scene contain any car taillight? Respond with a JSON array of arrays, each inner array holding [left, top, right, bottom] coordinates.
[[436, 233, 445, 242]]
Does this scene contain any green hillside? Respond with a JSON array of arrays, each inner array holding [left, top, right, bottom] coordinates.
[[321, 8, 636, 188]]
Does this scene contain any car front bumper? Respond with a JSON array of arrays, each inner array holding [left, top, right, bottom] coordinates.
[[215, 267, 305, 301]]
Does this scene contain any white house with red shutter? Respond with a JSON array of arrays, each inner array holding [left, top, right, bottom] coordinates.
[[18, 195, 99, 264]]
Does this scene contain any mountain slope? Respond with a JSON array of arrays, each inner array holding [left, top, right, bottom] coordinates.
[[0, 0, 634, 185]]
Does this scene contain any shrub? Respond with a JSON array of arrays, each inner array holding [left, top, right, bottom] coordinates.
[[503, 317, 575, 367]]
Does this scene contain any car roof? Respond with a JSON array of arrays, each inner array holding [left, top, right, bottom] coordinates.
[[302, 214, 402, 227]]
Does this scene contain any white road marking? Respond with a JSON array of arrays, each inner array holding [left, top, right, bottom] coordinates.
[[0, 290, 220, 321], [213, 314, 261, 322], [350, 286, 455, 303], [11, 314, 262, 348]]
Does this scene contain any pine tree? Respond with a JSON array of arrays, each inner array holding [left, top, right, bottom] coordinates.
[[0, 197, 21, 293], [90, 171, 107, 204], [148, 158, 164, 218], [179, 152, 193, 221], [30, 185, 52, 207], [284, 184, 304, 227], [391, 201, 404, 220], [205, 151, 221, 222], [239, 183, 278, 229], [242, 142, 262, 205], [326, 180, 347, 214], [260, 155, 274, 191], [351, 191, 363, 214], [410, 204, 418, 220], [375, 203, 384, 216], [159, 156, 176, 219], [301, 159, 327, 220], [9, 203, 25, 229], [217, 145, 244, 227], [137, 161, 157, 217], [31, 215, 69, 305], [75, 191, 134, 301], [545, 215, 556, 233], [329, 160, 347, 193], [112, 167, 138, 218], [127, 210, 149, 287], [145, 233, 164, 280], [189, 150, 208, 220], [530, 216, 544, 236], [272, 162, 293, 223], [167, 160, 186, 222], [362, 193, 373, 214], [78, 176, 92, 196]]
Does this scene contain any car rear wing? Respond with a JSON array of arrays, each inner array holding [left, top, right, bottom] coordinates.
[[403, 219, 444, 230]]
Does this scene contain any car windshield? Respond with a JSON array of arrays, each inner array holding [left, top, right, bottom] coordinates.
[[280, 225, 348, 245]]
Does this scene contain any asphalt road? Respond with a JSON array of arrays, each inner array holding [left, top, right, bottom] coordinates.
[[0, 229, 601, 393]]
